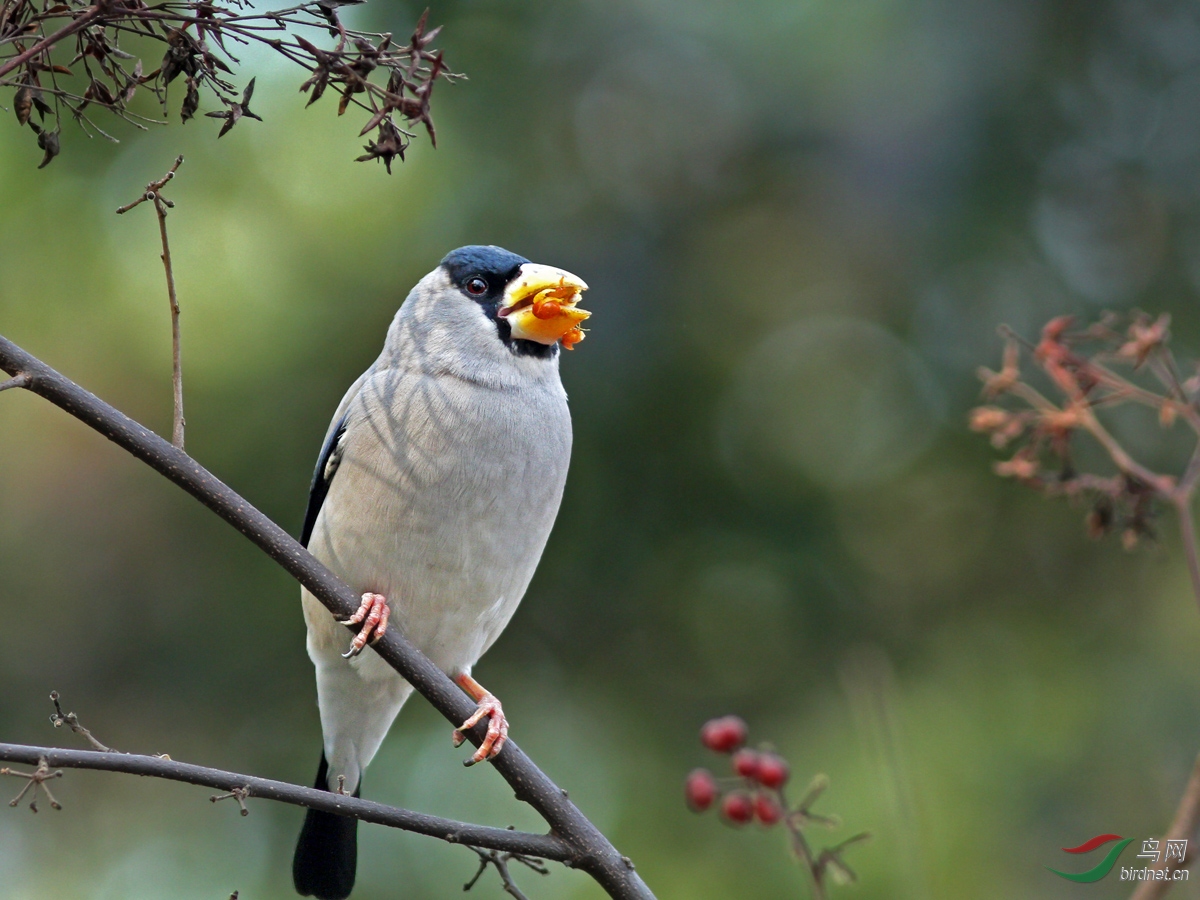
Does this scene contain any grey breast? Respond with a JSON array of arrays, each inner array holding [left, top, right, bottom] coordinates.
[[311, 363, 572, 672]]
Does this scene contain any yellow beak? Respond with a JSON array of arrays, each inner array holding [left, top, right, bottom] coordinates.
[[498, 263, 591, 350]]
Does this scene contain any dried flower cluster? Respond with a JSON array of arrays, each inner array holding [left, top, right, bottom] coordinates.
[[686, 716, 867, 900], [971, 313, 1200, 558], [0, 0, 458, 168]]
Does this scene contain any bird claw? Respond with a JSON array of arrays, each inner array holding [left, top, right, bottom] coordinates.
[[340, 592, 389, 659], [453, 689, 508, 766]]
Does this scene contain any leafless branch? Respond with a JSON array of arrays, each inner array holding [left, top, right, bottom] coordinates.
[[463, 844, 550, 900], [0, 741, 573, 859], [49, 690, 114, 752], [1130, 753, 1200, 900], [117, 155, 187, 448], [0, 334, 656, 900], [972, 314, 1200, 612]]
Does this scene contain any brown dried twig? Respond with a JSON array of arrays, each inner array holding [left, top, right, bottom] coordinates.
[[463, 843, 550, 900], [210, 784, 250, 816], [117, 155, 186, 449], [49, 690, 114, 752], [971, 313, 1200, 608]]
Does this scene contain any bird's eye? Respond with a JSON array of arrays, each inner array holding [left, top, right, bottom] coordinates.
[[465, 276, 488, 296]]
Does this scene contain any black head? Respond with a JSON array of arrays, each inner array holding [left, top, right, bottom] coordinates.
[[439, 245, 557, 359]]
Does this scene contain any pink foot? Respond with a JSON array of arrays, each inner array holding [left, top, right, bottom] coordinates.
[[452, 673, 509, 766], [340, 592, 390, 659]]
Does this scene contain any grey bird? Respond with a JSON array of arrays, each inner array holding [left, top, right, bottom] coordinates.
[[292, 246, 590, 900]]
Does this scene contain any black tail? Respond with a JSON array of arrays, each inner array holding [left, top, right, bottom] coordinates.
[[293, 754, 359, 899]]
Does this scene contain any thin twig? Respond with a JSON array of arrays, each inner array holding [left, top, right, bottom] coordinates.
[[1130, 753, 1200, 900], [210, 785, 250, 816], [783, 820, 826, 900], [49, 691, 114, 752], [157, 187, 184, 449], [0, 334, 656, 900], [464, 846, 549, 900], [117, 156, 186, 449]]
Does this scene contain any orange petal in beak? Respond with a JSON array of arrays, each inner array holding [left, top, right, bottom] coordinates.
[[499, 264, 590, 348]]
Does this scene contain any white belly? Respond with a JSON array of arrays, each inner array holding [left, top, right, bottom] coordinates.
[[304, 365, 572, 679]]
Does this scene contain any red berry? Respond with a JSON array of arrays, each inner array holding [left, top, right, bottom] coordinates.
[[755, 753, 790, 789], [753, 793, 783, 826], [700, 716, 748, 753], [720, 791, 754, 825], [732, 748, 761, 779], [685, 768, 718, 812]]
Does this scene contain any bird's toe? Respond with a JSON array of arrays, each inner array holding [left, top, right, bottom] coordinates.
[[340, 592, 389, 658], [451, 673, 510, 764]]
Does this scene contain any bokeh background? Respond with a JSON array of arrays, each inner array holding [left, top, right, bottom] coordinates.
[[5, 0, 1200, 897]]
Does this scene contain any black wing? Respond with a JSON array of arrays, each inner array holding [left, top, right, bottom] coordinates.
[[300, 413, 349, 548]]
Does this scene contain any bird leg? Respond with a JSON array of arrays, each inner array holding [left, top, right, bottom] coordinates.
[[339, 592, 390, 659], [452, 673, 509, 766]]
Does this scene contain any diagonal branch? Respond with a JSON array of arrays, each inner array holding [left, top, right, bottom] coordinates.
[[0, 741, 572, 859], [0, 333, 655, 900], [0, 5, 101, 81], [1130, 752, 1200, 900]]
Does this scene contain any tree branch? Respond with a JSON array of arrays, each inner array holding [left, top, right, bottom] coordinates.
[[0, 333, 655, 900], [1130, 753, 1200, 899], [0, 4, 100, 81], [1176, 498, 1200, 617], [0, 741, 571, 860]]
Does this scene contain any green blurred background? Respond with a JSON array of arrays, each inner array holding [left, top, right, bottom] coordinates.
[[5, 0, 1200, 897]]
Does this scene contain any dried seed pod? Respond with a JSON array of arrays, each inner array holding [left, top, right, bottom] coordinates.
[[36, 128, 59, 169], [14, 85, 32, 127]]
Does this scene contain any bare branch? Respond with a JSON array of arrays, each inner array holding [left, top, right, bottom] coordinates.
[[0, 741, 572, 859], [49, 690, 114, 752], [1130, 752, 1200, 899], [1176, 498, 1200, 617], [0, 334, 656, 900], [464, 845, 550, 900]]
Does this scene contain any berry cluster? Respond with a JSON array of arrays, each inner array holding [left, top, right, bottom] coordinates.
[[685, 716, 869, 896], [686, 716, 790, 827]]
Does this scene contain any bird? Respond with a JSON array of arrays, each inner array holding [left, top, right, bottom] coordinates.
[[291, 245, 590, 900]]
